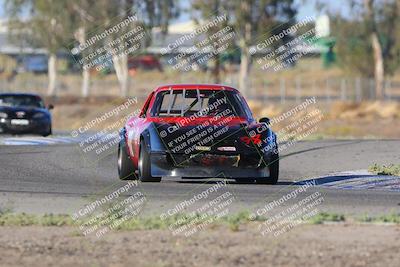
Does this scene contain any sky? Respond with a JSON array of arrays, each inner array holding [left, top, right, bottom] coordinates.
[[295, 0, 352, 19]]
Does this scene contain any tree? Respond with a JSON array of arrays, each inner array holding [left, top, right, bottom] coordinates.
[[191, 0, 297, 96], [232, 0, 297, 96], [6, 0, 73, 96], [69, 1, 96, 98], [7, 0, 179, 97], [89, 0, 179, 97], [332, 0, 400, 99], [365, 0, 385, 99], [192, 0, 231, 84]]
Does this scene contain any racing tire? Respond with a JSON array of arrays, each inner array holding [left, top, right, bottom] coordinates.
[[138, 140, 161, 182], [41, 125, 52, 137], [118, 142, 137, 180], [256, 153, 279, 185]]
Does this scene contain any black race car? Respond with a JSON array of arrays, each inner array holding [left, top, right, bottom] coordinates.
[[0, 93, 53, 136]]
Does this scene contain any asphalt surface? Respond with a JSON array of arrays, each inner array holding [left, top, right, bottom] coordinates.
[[0, 138, 399, 216]]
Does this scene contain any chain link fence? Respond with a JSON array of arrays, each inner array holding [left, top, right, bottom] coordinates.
[[1, 74, 399, 102]]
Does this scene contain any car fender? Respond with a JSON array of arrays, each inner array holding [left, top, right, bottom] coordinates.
[[140, 123, 166, 154]]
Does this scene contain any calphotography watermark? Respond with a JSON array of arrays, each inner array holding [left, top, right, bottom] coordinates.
[[252, 16, 317, 72], [161, 14, 228, 55], [247, 97, 323, 155], [153, 90, 244, 167], [250, 180, 324, 237], [162, 13, 235, 72], [71, 98, 139, 161], [160, 179, 235, 237], [71, 181, 146, 238], [70, 14, 148, 71]]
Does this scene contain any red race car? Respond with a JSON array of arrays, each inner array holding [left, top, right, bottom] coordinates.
[[118, 84, 279, 184]]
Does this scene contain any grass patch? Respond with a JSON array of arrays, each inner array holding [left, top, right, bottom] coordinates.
[[358, 213, 400, 224], [0, 211, 259, 231], [308, 212, 345, 224], [1, 212, 399, 231], [116, 211, 257, 231], [0, 213, 75, 226], [116, 213, 187, 231], [221, 211, 256, 231], [368, 163, 400, 176]]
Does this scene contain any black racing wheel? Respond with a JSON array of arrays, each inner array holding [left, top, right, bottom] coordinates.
[[118, 141, 137, 180], [138, 140, 161, 182]]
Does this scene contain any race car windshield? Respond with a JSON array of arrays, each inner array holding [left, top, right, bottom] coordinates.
[[0, 95, 45, 108], [150, 89, 249, 118]]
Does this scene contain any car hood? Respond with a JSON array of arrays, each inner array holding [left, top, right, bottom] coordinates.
[[0, 106, 49, 119]]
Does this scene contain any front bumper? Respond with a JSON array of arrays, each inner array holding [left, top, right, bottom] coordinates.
[[0, 118, 50, 135], [150, 151, 272, 178]]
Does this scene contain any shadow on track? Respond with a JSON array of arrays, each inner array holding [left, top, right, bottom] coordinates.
[[176, 180, 295, 185], [280, 140, 363, 160]]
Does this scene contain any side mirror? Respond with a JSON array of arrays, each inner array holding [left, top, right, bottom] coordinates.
[[48, 104, 54, 110], [259, 117, 270, 125]]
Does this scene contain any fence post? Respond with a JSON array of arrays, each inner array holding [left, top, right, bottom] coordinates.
[[355, 77, 362, 102], [325, 78, 331, 103], [312, 78, 317, 99], [295, 76, 301, 103], [263, 79, 267, 103], [280, 78, 286, 104], [127, 76, 131, 97], [369, 78, 375, 100], [340, 78, 346, 101], [385, 79, 392, 101]]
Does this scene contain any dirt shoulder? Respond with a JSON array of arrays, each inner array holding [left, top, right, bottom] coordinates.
[[0, 223, 399, 267]]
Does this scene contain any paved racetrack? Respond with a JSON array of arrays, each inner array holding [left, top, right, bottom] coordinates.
[[0, 138, 399, 216]]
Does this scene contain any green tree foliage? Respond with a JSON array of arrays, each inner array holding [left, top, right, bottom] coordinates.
[[192, 0, 297, 94], [332, 17, 375, 77], [6, 0, 74, 95], [332, 0, 400, 77], [5, 0, 179, 96]]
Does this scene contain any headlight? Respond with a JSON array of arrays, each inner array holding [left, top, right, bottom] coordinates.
[[33, 112, 46, 119], [0, 112, 8, 118]]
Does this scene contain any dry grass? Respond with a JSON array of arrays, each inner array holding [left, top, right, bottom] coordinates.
[[9, 57, 397, 138], [329, 101, 400, 120], [46, 96, 400, 139], [4, 58, 400, 98]]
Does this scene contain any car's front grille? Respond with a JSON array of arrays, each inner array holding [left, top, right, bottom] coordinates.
[[169, 152, 261, 168]]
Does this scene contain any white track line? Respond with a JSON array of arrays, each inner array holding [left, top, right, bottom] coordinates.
[[297, 170, 400, 192]]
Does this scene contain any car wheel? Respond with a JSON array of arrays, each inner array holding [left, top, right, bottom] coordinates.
[[138, 140, 161, 182], [41, 125, 52, 137], [118, 142, 137, 180], [256, 153, 279, 185]]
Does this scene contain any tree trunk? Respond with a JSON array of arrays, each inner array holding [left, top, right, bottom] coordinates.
[[365, 0, 385, 100], [82, 68, 90, 98], [239, 44, 250, 96], [75, 27, 91, 98], [214, 55, 220, 84], [113, 54, 129, 97], [47, 53, 57, 96], [371, 33, 384, 99], [238, 5, 252, 96]]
